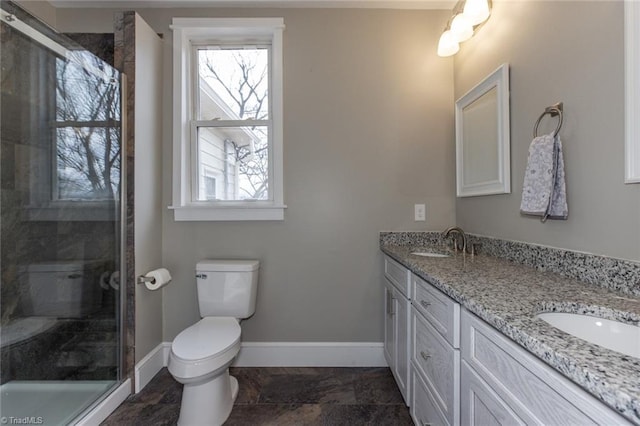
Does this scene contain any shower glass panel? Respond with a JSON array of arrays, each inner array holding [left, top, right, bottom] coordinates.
[[0, 3, 124, 425]]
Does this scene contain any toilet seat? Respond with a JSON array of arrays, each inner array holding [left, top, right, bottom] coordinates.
[[168, 317, 241, 381]]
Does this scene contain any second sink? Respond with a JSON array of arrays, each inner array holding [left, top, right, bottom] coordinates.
[[536, 312, 640, 359]]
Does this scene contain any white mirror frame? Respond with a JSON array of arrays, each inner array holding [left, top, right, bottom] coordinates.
[[625, 0, 640, 183], [455, 63, 510, 197]]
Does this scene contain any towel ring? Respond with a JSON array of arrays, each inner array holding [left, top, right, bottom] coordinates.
[[533, 102, 563, 138]]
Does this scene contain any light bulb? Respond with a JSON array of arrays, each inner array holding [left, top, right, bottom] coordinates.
[[463, 0, 491, 26], [450, 14, 473, 43], [437, 30, 460, 57]]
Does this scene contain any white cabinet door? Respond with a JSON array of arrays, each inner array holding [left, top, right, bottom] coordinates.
[[384, 279, 410, 405], [384, 281, 396, 368], [396, 287, 409, 402], [461, 361, 526, 426]]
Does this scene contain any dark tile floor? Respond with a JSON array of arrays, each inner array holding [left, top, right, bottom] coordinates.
[[102, 367, 413, 425]]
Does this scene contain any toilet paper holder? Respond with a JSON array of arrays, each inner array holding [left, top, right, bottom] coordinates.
[[136, 275, 156, 285]]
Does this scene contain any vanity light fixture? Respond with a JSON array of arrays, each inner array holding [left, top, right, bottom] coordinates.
[[437, 0, 492, 57]]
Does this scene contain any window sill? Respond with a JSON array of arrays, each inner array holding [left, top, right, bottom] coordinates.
[[169, 204, 287, 221], [24, 202, 118, 222]]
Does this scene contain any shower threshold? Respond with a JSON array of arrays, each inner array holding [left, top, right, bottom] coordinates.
[[0, 380, 116, 426]]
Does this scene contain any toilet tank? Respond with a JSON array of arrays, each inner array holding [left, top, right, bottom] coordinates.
[[23, 260, 103, 318], [196, 259, 259, 318]]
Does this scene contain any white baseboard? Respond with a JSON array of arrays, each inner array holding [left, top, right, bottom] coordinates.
[[74, 379, 131, 426], [133, 342, 386, 388], [232, 342, 387, 367], [134, 342, 171, 393]]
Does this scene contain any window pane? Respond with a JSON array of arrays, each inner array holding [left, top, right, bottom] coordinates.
[[56, 127, 121, 200], [196, 126, 269, 201], [197, 48, 269, 121]]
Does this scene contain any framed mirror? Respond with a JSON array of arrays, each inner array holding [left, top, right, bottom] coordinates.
[[455, 63, 510, 197], [625, 0, 640, 183]]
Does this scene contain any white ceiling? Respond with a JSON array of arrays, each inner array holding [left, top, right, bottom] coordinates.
[[50, 0, 456, 9]]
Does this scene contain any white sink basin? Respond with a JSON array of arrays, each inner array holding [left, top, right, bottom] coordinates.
[[536, 312, 640, 359], [410, 251, 450, 258]]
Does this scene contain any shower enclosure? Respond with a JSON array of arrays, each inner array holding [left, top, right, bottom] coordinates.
[[0, 2, 125, 424]]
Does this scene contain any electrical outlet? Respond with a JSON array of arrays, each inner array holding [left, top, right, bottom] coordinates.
[[414, 204, 426, 221]]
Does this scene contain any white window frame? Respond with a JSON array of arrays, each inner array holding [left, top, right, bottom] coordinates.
[[625, 1, 640, 183], [170, 18, 286, 220]]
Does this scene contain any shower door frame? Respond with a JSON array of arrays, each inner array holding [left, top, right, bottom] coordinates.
[[0, 2, 130, 421]]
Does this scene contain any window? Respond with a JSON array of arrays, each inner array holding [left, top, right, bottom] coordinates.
[[171, 18, 286, 220]]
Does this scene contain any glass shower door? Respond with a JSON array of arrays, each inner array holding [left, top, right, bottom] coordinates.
[[0, 3, 124, 424]]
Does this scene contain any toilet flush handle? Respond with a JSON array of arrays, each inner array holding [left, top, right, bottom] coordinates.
[[196, 274, 207, 279]]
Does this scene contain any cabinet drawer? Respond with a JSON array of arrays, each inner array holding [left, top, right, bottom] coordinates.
[[411, 366, 449, 426], [413, 274, 460, 348], [412, 308, 460, 426], [384, 256, 411, 298], [461, 310, 631, 426]]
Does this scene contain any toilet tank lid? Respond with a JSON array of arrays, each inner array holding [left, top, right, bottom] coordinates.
[[197, 259, 259, 272]]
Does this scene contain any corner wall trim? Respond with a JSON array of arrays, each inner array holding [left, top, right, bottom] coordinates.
[[134, 342, 172, 393], [232, 342, 387, 367]]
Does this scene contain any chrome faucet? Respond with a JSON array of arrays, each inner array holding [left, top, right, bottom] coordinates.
[[442, 226, 467, 253]]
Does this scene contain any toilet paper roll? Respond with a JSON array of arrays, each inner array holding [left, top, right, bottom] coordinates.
[[99, 271, 111, 290], [144, 268, 172, 291], [109, 271, 120, 290]]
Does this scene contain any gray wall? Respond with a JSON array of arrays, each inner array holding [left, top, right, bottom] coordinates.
[[133, 14, 164, 362], [454, 0, 640, 261], [57, 8, 456, 343]]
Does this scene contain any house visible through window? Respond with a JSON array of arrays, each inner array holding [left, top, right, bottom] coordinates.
[[171, 18, 285, 221]]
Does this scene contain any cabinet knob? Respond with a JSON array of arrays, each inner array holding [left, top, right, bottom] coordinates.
[[420, 351, 431, 361], [420, 300, 431, 308]]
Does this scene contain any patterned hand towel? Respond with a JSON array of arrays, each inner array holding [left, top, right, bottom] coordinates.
[[520, 133, 568, 221]]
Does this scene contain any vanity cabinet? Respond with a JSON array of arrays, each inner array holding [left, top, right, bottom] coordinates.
[[461, 310, 631, 426], [381, 249, 637, 426], [383, 256, 411, 405], [410, 274, 460, 426]]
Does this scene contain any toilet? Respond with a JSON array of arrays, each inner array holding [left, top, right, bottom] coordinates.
[[168, 259, 259, 426]]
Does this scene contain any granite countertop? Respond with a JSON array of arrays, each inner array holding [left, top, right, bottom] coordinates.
[[380, 242, 640, 424]]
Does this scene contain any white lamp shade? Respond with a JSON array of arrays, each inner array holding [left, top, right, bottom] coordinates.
[[463, 0, 491, 26], [450, 14, 473, 42], [437, 30, 460, 57]]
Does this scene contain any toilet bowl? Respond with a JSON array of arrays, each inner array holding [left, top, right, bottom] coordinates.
[[167, 259, 259, 426], [168, 317, 241, 425]]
